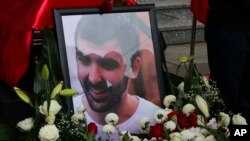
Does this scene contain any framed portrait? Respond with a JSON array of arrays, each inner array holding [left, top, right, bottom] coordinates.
[[54, 4, 167, 116]]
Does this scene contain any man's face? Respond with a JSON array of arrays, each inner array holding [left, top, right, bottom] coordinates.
[[76, 38, 128, 113]]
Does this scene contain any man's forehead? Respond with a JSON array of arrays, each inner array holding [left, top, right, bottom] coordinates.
[[77, 38, 123, 57]]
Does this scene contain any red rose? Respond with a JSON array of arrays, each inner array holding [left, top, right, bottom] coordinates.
[[177, 111, 198, 129], [87, 122, 98, 134], [100, 0, 113, 13], [186, 113, 198, 128], [149, 123, 165, 138], [168, 110, 178, 119]]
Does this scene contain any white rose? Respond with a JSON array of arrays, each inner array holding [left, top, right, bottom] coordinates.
[[232, 113, 247, 125], [218, 112, 230, 127], [39, 100, 61, 116], [164, 120, 176, 131], [180, 129, 195, 141], [102, 124, 116, 135], [105, 113, 119, 125], [39, 124, 59, 141], [163, 95, 176, 108], [194, 136, 205, 141], [169, 132, 181, 141], [177, 82, 184, 93], [182, 103, 195, 116], [17, 117, 34, 131], [45, 115, 55, 125]]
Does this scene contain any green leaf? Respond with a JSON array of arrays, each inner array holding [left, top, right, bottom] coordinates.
[[43, 27, 63, 83], [0, 119, 20, 141]]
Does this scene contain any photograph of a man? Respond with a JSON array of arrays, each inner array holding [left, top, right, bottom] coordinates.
[[62, 12, 161, 139]]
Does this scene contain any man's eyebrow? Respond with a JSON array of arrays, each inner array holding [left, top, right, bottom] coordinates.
[[76, 48, 84, 56]]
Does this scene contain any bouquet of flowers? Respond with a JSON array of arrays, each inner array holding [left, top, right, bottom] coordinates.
[[14, 28, 247, 141], [14, 28, 98, 141], [133, 56, 248, 141]]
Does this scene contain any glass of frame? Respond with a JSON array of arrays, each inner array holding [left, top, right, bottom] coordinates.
[[54, 4, 167, 139]]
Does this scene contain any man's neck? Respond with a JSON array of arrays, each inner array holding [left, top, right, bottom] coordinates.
[[82, 93, 139, 125]]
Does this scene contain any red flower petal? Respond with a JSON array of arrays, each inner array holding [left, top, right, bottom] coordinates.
[[87, 122, 98, 134], [187, 113, 198, 128], [149, 123, 165, 138]]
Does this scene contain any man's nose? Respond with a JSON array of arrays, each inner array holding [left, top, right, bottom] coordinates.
[[89, 63, 102, 84]]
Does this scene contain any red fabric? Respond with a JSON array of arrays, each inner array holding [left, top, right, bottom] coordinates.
[[0, 0, 43, 87], [34, 0, 104, 29], [0, 0, 103, 87], [190, 0, 209, 24]]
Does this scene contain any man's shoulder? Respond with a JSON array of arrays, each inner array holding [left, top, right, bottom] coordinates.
[[137, 96, 161, 112]]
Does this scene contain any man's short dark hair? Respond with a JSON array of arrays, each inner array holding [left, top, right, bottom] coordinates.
[[75, 13, 140, 57]]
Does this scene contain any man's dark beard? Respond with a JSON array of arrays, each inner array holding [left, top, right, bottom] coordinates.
[[81, 76, 129, 113]]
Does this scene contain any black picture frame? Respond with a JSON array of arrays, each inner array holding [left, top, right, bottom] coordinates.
[[54, 4, 167, 114]]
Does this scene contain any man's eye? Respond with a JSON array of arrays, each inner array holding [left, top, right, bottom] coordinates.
[[77, 55, 91, 66], [98, 58, 120, 70]]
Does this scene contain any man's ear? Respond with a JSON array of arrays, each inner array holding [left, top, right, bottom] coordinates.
[[131, 57, 141, 77]]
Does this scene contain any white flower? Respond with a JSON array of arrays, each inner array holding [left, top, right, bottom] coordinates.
[[164, 108, 173, 115], [197, 115, 205, 126], [204, 135, 216, 141], [218, 112, 230, 127], [182, 103, 195, 116], [232, 113, 247, 125], [177, 82, 184, 93], [39, 100, 61, 116], [202, 76, 211, 88], [102, 124, 116, 135], [38, 124, 59, 141], [71, 112, 85, 123], [200, 128, 210, 136], [164, 120, 176, 131], [180, 129, 195, 141], [17, 117, 34, 131], [207, 118, 218, 129], [105, 113, 119, 125], [139, 117, 150, 133], [194, 136, 205, 141], [170, 136, 181, 141], [154, 109, 168, 123], [45, 115, 55, 124], [163, 95, 176, 108], [119, 131, 131, 141], [189, 127, 203, 137], [195, 95, 210, 118], [169, 132, 181, 141], [77, 106, 86, 113]]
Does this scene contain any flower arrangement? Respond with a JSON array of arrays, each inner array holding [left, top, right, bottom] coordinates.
[[14, 28, 247, 141]]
